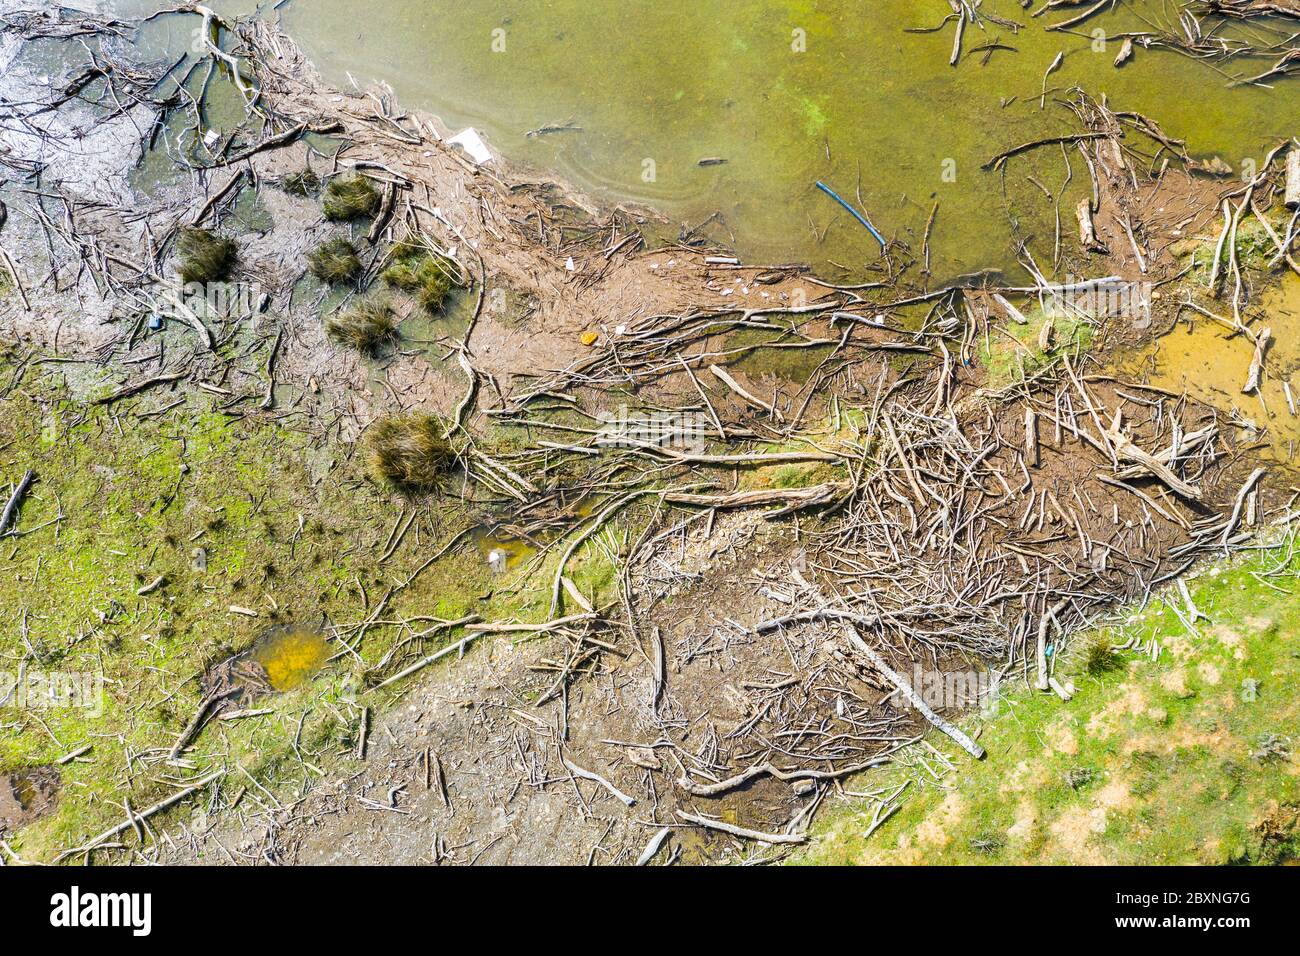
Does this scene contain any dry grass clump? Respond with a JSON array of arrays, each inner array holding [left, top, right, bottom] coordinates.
[[281, 169, 320, 197], [322, 174, 379, 221], [176, 228, 236, 284], [364, 414, 459, 493], [381, 243, 457, 312], [325, 296, 397, 352], [307, 237, 361, 284]]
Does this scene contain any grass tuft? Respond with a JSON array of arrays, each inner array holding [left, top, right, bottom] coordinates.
[[307, 237, 362, 285], [381, 244, 457, 313], [176, 228, 236, 284], [1083, 639, 1124, 675], [325, 296, 397, 353], [322, 175, 379, 221], [364, 414, 459, 494]]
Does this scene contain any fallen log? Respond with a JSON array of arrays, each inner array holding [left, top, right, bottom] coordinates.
[[1287, 147, 1299, 209], [790, 570, 986, 759], [665, 481, 849, 515], [0, 469, 36, 535], [1076, 197, 1108, 253], [841, 620, 986, 759], [1024, 407, 1040, 468], [188, 169, 246, 226], [53, 771, 226, 863], [1220, 467, 1267, 547], [563, 757, 636, 806], [676, 809, 807, 845], [1243, 326, 1271, 394], [982, 132, 1108, 171], [366, 616, 484, 692], [676, 754, 892, 797], [635, 827, 672, 865], [708, 363, 781, 418], [1104, 416, 1201, 500], [92, 371, 188, 406]]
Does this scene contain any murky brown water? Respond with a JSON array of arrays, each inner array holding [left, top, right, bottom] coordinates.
[[1122, 274, 1300, 464]]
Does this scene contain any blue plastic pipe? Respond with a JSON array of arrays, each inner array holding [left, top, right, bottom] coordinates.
[[815, 180, 885, 247]]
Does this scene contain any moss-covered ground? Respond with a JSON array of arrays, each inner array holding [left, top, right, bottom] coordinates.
[[0, 361, 619, 862], [977, 304, 1094, 391]]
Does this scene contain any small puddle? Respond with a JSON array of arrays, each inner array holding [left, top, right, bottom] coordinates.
[[0, 766, 60, 832], [471, 524, 541, 574], [468, 495, 605, 576], [729, 326, 835, 384], [1118, 274, 1300, 465], [248, 625, 331, 692]]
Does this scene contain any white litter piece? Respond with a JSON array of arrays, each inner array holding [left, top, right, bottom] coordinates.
[[447, 127, 493, 165], [565, 256, 576, 271], [202, 129, 220, 147]]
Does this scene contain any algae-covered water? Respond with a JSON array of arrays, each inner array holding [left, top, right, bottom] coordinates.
[[115, 0, 1294, 279], [279, 0, 1295, 278]]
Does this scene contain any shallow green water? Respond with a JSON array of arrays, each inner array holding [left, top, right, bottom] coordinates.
[[117, 0, 1295, 280], [278, 0, 1295, 278]]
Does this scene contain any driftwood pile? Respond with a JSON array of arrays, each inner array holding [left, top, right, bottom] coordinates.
[[1, 3, 1296, 862]]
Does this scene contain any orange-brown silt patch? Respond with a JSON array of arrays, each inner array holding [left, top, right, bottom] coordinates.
[[1119, 274, 1300, 466], [250, 626, 331, 692]]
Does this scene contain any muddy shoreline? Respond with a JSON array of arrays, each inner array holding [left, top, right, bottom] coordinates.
[[1, 5, 1297, 865]]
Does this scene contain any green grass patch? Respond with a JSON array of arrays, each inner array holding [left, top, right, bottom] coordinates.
[[795, 537, 1300, 866], [0, 366, 527, 863], [381, 244, 457, 313], [978, 306, 1093, 390], [0, 361, 650, 864], [326, 295, 397, 353], [363, 413, 459, 494]]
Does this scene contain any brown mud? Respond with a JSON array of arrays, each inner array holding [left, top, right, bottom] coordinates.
[[0, 766, 60, 834], [0, 6, 1296, 865]]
